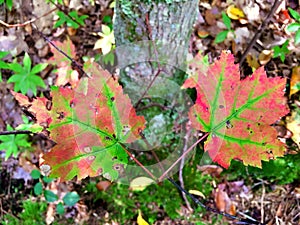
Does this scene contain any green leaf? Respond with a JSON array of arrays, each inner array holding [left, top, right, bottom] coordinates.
[[42, 176, 55, 183], [222, 12, 231, 30], [214, 30, 229, 43], [289, 8, 300, 21], [5, 0, 13, 10], [287, 22, 300, 32], [63, 192, 80, 206], [56, 202, 65, 215], [295, 29, 300, 45], [23, 53, 32, 72], [34, 182, 43, 195], [0, 125, 31, 160], [44, 190, 58, 202], [31, 169, 41, 179], [31, 63, 48, 74]]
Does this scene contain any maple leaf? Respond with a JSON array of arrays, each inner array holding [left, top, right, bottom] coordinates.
[[183, 51, 289, 168], [47, 37, 79, 88], [13, 62, 146, 181]]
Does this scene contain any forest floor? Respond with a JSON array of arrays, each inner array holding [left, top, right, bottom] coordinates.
[[0, 0, 300, 224]]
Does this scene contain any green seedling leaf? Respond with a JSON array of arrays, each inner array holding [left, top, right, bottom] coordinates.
[[31, 169, 41, 179], [34, 182, 43, 195], [63, 192, 80, 206], [0, 125, 31, 160], [287, 22, 300, 32], [182, 51, 289, 168], [288, 8, 300, 21], [44, 190, 58, 202], [7, 53, 47, 95], [222, 12, 231, 30], [56, 202, 65, 215], [0, 51, 10, 82], [13, 61, 146, 181], [295, 29, 300, 45], [42, 176, 55, 183], [273, 40, 289, 62], [215, 30, 229, 44]]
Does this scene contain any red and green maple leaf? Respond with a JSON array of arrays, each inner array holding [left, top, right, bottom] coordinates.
[[47, 37, 79, 88], [13, 61, 146, 181], [182, 51, 289, 168]]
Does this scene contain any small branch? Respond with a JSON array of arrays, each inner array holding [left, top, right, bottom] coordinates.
[[238, 0, 282, 67], [32, 24, 90, 78], [120, 143, 157, 181], [0, 130, 32, 135], [168, 177, 266, 225], [159, 132, 209, 182], [179, 122, 193, 211], [0, 8, 57, 28]]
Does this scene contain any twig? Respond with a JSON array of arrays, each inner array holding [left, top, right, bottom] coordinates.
[[159, 132, 209, 182], [0, 130, 32, 135], [0, 8, 57, 28], [238, 0, 282, 67], [179, 121, 193, 212], [260, 181, 265, 224], [168, 177, 266, 225], [31, 24, 89, 78]]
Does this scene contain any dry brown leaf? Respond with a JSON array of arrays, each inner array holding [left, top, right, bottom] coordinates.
[[286, 111, 300, 149], [96, 181, 111, 191]]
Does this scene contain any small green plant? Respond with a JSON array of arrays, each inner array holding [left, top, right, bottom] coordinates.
[[215, 12, 234, 43], [287, 8, 300, 45], [7, 53, 47, 95], [0, 0, 13, 10], [0, 51, 10, 82], [272, 40, 290, 62], [2, 200, 47, 225], [54, 11, 88, 29], [0, 126, 31, 160], [31, 169, 80, 215]]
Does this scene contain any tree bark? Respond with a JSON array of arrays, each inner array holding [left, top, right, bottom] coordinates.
[[114, 0, 198, 71]]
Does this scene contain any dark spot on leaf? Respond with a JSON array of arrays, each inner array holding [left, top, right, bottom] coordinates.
[[57, 112, 65, 119], [112, 156, 117, 160], [113, 164, 124, 172], [97, 168, 103, 175], [110, 97, 115, 101], [105, 136, 112, 141], [46, 101, 52, 110], [112, 134, 116, 138], [219, 105, 224, 109], [262, 142, 266, 146], [257, 122, 261, 126], [250, 131, 253, 134], [226, 121, 233, 129], [70, 100, 75, 108]]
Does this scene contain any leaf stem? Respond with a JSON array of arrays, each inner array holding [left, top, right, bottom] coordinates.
[[158, 132, 210, 182]]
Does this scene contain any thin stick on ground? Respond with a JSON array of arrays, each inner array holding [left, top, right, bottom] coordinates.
[[179, 121, 193, 212], [238, 0, 282, 67], [0, 8, 57, 28]]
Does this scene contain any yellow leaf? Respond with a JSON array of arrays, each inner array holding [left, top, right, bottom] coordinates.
[[189, 189, 206, 199], [93, 25, 115, 55], [137, 210, 149, 225], [227, 5, 245, 20], [129, 177, 155, 191]]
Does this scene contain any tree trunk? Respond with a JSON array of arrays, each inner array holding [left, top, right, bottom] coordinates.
[[114, 0, 198, 71]]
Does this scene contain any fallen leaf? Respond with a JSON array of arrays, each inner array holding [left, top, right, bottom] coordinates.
[[290, 66, 300, 97], [226, 5, 245, 20], [130, 177, 155, 191], [286, 111, 300, 149], [137, 210, 149, 225]]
